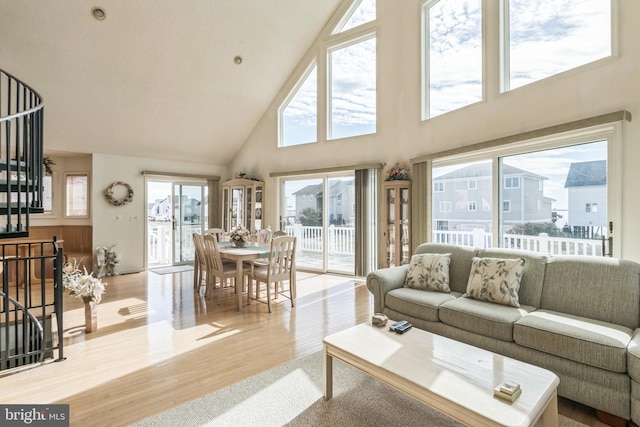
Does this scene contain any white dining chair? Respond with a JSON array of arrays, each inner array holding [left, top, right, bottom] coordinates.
[[249, 236, 296, 313], [202, 233, 249, 303]]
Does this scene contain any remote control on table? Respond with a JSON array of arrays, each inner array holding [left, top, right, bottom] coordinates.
[[395, 323, 413, 334], [389, 320, 408, 332]]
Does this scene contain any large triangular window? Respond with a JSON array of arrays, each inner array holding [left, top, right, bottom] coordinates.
[[334, 0, 376, 34], [280, 64, 317, 147]]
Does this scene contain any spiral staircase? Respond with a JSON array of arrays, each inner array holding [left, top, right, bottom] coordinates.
[[0, 68, 64, 370]]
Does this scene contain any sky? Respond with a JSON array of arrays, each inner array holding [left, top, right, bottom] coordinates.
[[283, 0, 610, 141]]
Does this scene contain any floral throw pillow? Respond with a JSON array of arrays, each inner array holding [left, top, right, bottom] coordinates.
[[403, 253, 451, 293], [464, 257, 525, 307]]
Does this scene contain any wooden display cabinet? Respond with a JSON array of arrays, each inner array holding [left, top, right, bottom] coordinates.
[[221, 178, 264, 233], [381, 180, 411, 268]]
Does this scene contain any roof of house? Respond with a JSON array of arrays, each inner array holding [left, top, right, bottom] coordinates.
[[564, 160, 607, 187], [293, 179, 354, 196], [434, 163, 548, 181]]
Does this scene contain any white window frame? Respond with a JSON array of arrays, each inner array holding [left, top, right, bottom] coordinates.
[[428, 122, 622, 256], [440, 201, 452, 213], [421, 0, 484, 120], [327, 31, 377, 141], [468, 201, 477, 211], [278, 61, 318, 148], [503, 200, 511, 212], [64, 172, 90, 218], [504, 176, 520, 189], [468, 179, 477, 190], [434, 182, 444, 192], [500, 0, 617, 93]]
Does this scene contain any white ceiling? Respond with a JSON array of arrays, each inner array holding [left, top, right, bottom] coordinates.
[[0, 0, 341, 164]]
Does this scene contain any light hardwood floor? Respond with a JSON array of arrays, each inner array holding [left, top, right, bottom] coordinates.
[[0, 269, 614, 426]]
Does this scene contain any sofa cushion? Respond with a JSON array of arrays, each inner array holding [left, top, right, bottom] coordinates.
[[514, 309, 632, 373], [404, 253, 451, 292], [386, 287, 461, 322], [541, 256, 640, 330], [439, 297, 536, 342], [415, 243, 476, 294], [477, 248, 547, 308], [463, 257, 525, 307]]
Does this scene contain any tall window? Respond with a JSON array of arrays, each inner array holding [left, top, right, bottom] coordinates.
[[329, 35, 376, 140], [281, 64, 317, 147], [424, 0, 482, 119], [430, 126, 616, 257], [65, 173, 88, 217], [505, 0, 611, 91], [279, 0, 377, 146]]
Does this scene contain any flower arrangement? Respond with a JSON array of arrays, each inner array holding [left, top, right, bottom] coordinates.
[[229, 224, 251, 246], [63, 260, 107, 304], [385, 161, 410, 181], [96, 244, 119, 276]]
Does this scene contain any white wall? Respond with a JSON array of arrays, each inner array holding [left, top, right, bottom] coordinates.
[[92, 153, 226, 273], [230, 0, 640, 261]]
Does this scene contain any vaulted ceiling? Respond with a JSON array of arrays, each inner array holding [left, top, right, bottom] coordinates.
[[0, 1, 341, 164]]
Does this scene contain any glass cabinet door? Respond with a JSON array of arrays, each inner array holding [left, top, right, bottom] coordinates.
[[382, 180, 411, 268]]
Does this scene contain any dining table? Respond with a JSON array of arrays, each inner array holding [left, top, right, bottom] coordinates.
[[217, 242, 271, 311]]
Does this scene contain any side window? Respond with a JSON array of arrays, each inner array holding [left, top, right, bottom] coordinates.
[[424, 0, 482, 119], [65, 173, 89, 218], [280, 64, 318, 147], [505, 0, 611, 91], [329, 35, 376, 140]]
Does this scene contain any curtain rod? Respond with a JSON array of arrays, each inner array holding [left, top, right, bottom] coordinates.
[[141, 170, 220, 180], [270, 162, 383, 178], [411, 110, 632, 164]]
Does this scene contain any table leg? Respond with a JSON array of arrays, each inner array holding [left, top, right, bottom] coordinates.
[[324, 345, 333, 400], [236, 259, 243, 311], [542, 391, 558, 427]]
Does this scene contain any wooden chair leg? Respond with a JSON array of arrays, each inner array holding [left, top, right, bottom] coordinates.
[[267, 281, 272, 313]]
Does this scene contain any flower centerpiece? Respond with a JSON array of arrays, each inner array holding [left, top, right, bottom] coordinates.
[[63, 260, 107, 304], [385, 161, 410, 181], [229, 224, 251, 247], [63, 260, 107, 333]]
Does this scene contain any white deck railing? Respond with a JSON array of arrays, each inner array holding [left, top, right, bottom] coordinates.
[[148, 225, 605, 266], [434, 229, 603, 256]]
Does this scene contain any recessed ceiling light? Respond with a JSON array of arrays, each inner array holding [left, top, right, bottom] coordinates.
[[234, 56, 243, 65], [91, 7, 106, 20]]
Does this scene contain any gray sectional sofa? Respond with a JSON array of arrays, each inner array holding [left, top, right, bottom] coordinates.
[[366, 242, 640, 424]]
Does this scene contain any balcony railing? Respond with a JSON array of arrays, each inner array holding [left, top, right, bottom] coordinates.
[[433, 229, 603, 256]]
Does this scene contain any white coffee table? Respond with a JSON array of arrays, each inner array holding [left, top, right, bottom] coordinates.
[[323, 323, 559, 427]]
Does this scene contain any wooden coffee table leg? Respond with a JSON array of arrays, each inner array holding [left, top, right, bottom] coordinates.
[[542, 391, 558, 427], [324, 345, 333, 400]]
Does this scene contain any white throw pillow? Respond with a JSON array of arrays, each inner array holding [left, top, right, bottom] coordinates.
[[464, 257, 525, 307], [404, 253, 451, 293]]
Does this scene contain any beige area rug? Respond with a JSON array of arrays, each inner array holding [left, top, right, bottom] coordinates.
[[131, 351, 587, 427]]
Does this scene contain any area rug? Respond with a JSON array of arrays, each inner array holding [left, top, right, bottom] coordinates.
[[148, 265, 194, 275], [130, 351, 587, 427]]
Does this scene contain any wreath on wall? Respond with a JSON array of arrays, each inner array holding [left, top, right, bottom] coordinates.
[[104, 181, 134, 206]]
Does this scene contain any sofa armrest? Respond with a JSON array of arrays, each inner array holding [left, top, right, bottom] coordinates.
[[366, 266, 408, 314], [629, 329, 640, 382]]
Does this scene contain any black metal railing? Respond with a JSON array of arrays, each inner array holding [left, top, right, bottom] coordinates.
[[1, 239, 64, 371], [0, 68, 45, 239]]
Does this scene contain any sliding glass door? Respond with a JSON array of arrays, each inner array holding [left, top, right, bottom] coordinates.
[[147, 178, 208, 267], [280, 174, 355, 274]]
